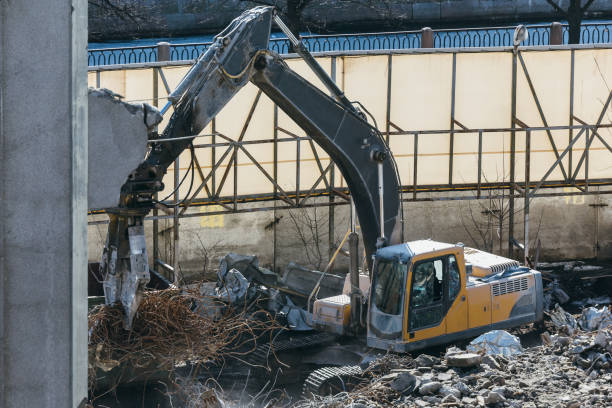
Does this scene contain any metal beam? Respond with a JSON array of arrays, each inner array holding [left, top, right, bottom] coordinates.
[[569, 50, 575, 175], [531, 127, 587, 196], [385, 54, 392, 145], [449, 52, 457, 185], [413, 133, 419, 200], [273, 105, 279, 272], [524, 130, 531, 265], [509, 50, 517, 258], [518, 51, 568, 180]]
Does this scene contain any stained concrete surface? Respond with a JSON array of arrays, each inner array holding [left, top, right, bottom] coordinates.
[[1, 0, 88, 406], [88, 88, 158, 209], [87, 188, 612, 282]]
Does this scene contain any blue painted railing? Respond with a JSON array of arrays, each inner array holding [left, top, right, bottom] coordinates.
[[88, 22, 612, 67]]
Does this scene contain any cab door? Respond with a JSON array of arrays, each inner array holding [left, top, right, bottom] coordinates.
[[404, 252, 468, 342], [405, 256, 446, 342], [444, 254, 468, 335]]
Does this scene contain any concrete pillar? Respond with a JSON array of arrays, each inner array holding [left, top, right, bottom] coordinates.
[[157, 42, 171, 62], [550, 22, 563, 45], [0, 1, 88, 407], [421, 27, 434, 48]]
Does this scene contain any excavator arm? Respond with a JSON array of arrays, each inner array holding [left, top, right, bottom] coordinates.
[[101, 6, 402, 327], [250, 52, 403, 263], [100, 7, 275, 327]]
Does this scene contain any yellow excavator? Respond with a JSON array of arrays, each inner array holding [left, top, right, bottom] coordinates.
[[312, 240, 542, 352], [99, 6, 543, 363]]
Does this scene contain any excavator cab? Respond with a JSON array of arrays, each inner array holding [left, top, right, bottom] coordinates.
[[367, 240, 543, 352]]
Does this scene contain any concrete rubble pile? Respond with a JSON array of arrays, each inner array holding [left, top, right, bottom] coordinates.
[[199, 253, 311, 330], [538, 261, 611, 310], [204, 253, 345, 330], [298, 315, 612, 407], [209, 255, 612, 407]]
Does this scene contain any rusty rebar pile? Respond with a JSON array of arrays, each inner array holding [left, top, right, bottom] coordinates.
[[88, 287, 279, 386]]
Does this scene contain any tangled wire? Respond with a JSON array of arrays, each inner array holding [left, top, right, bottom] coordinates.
[[88, 286, 281, 398]]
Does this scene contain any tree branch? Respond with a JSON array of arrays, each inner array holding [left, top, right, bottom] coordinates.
[[544, 0, 567, 14], [240, 0, 279, 8], [582, 0, 597, 12], [89, 0, 143, 25]]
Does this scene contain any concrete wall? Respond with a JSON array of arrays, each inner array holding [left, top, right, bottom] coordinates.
[[89, 0, 612, 41], [88, 89, 155, 209], [88, 189, 612, 282], [1, 1, 88, 407]]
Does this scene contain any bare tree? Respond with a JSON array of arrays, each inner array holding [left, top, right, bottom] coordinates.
[[460, 182, 544, 259], [88, 0, 144, 26], [460, 188, 509, 255], [240, 0, 399, 34], [192, 232, 225, 280], [239, 0, 314, 34], [545, 0, 599, 44], [287, 206, 328, 270], [88, 0, 165, 40]]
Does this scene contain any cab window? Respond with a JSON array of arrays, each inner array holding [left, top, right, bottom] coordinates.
[[409, 259, 444, 329], [411, 259, 443, 307], [448, 255, 461, 303], [372, 260, 407, 315]]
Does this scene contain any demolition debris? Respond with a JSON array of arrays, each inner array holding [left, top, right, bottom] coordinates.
[[87, 254, 612, 407], [296, 307, 612, 408], [88, 286, 280, 394]]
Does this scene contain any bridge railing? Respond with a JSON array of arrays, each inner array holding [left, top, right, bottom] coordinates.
[[88, 22, 612, 66], [88, 44, 158, 67]]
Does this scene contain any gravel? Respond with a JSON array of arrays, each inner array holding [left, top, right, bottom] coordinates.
[[296, 323, 612, 408]]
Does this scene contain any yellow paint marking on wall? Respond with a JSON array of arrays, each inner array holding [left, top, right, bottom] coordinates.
[[200, 205, 225, 228], [564, 187, 586, 204]]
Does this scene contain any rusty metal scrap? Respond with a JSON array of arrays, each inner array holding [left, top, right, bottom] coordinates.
[[88, 285, 280, 394]]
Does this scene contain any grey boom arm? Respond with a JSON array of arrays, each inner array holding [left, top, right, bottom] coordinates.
[[100, 7, 274, 328], [101, 6, 402, 327], [250, 53, 403, 268]]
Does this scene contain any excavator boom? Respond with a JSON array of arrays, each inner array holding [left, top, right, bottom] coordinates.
[[251, 52, 403, 264], [101, 7, 402, 327]]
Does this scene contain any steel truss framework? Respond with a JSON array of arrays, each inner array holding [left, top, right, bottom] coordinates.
[[88, 46, 612, 265]]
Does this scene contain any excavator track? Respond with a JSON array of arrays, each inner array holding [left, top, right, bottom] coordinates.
[[302, 365, 364, 397], [244, 331, 337, 367]]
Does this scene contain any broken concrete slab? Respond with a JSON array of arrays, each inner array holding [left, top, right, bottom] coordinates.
[[467, 330, 523, 356], [484, 391, 505, 405], [418, 380, 442, 395], [454, 381, 470, 396], [439, 385, 461, 399], [578, 306, 612, 331], [441, 394, 459, 404], [219, 253, 279, 287], [281, 262, 345, 299], [390, 372, 419, 395], [414, 354, 439, 368], [88, 88, 161, 209], [445, 353, 482, 368]]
